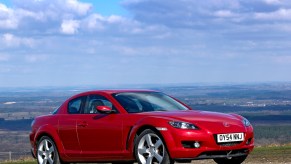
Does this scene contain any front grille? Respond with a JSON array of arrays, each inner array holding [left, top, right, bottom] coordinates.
[[195, 149, 249, 159], [218, 142, 242, 146]]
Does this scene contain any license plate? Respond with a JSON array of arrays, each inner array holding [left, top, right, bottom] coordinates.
[[217, 133, 244, 143]]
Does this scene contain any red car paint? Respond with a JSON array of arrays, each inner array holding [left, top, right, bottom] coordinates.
[[29, 90, 254, 163]]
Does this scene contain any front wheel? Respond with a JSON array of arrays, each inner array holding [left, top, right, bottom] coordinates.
[[37, 136, 61, 164], [213, 155, 247, 164], [135, 129, 173, 164]]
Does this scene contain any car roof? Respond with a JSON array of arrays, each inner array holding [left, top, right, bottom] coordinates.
[[72, 89, 159, 97], [107, 89, 157, 93]]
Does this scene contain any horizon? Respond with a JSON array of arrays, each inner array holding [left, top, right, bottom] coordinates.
[[0, 81, 291, 91]]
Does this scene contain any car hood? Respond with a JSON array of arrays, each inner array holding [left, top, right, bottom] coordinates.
[[137, 110, 246, 133]]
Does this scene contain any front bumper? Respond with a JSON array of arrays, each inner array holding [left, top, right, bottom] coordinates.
[[159, 127, 254, 160]]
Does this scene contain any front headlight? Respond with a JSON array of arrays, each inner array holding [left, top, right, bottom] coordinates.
[[242, 118, 251, 127], [169, 121, 198, 129]]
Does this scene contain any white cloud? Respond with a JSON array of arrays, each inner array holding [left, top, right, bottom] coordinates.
[[0, 18, 18, 29], [25, 55, 47, 63], [255, 8, 291, 20], [84, 14, 105, 30], [122, 0, 245, 29], [0, 3, 18, 29], [11, 0, 91, 16], [66, 0, 92, 16], [108, 15, 126, 24], [1, 33, 35, 47], [60, 19, 80, 34], [0, 0, 92, 32], [1, 0, 291, 86], [0, 3, 10, 14], [214, 10, 237, 18], [16, 8, 46, 21], [263, 0, 282, 5]]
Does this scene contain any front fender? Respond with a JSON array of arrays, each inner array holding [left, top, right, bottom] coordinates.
[[126, 116, 176, 158]]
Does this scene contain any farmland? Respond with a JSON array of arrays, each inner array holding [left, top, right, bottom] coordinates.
[[0, 83, 291, 161]]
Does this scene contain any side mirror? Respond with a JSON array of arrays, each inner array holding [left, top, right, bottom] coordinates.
[[96, 106, 113, 114]]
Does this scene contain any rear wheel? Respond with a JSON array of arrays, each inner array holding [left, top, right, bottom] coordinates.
[[112, 162, 134, 164], [135, 129, 173, 164], [37, 136, 61, 164], [213, 155, 247, 164]]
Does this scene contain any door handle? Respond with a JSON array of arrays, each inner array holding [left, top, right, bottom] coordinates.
[[77, 121, 88, 127]]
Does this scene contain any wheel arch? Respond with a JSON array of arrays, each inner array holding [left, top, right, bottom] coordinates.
[[133, 127, 174, 164], [126, 117, 175, 159], [126, 124, 157, 153], [135, 125, 168, 149], [36, 132, 54, 145], [34, 124, 67, 160], [136, 125, 159, 136]]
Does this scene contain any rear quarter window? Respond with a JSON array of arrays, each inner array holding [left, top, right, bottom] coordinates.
[[68, 97, 85, 114]]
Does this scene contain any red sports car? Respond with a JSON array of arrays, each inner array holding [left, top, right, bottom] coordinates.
[[30, 90, 254, 164]]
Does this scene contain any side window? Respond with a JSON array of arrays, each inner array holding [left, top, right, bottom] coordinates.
[[84, 95, 116, 114], [68, 97, 84, 114]]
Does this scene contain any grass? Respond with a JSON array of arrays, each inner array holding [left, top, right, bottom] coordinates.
[[1, 160, 36, 164], [245, 145, 291, 163], [1, 146, 291, 164]]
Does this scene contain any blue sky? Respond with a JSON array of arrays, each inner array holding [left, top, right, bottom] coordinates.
[[81, 0, 129, 16], [0, 0, 291, 87]]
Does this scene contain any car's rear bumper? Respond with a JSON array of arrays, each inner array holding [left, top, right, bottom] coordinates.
[[31, 148, 36, 159], [29, 132, 37, 159]]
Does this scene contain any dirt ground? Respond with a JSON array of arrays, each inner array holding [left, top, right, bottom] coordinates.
[[190, 160, 291, 164], [188, 152, 291, 164]]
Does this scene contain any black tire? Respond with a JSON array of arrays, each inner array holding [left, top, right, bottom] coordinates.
[[213, 155, 247, 164], [37, 136, 61, 164], [135, 129, 173, 164], [112, 161, 134, 164]]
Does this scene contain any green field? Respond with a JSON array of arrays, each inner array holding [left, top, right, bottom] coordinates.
[[1, 160, 35, 164], [245, 145, 291, 163], [1, 146, 291, 164]]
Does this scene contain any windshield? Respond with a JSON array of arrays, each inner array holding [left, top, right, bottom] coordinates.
[[112, 92, 189, 113]]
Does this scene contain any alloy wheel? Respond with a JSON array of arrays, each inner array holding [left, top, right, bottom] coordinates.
[[37, 138, 56, 164], [137, 133, 165, 164]]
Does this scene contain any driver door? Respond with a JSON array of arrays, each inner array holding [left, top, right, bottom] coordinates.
[[76, 94, 124, 159]]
